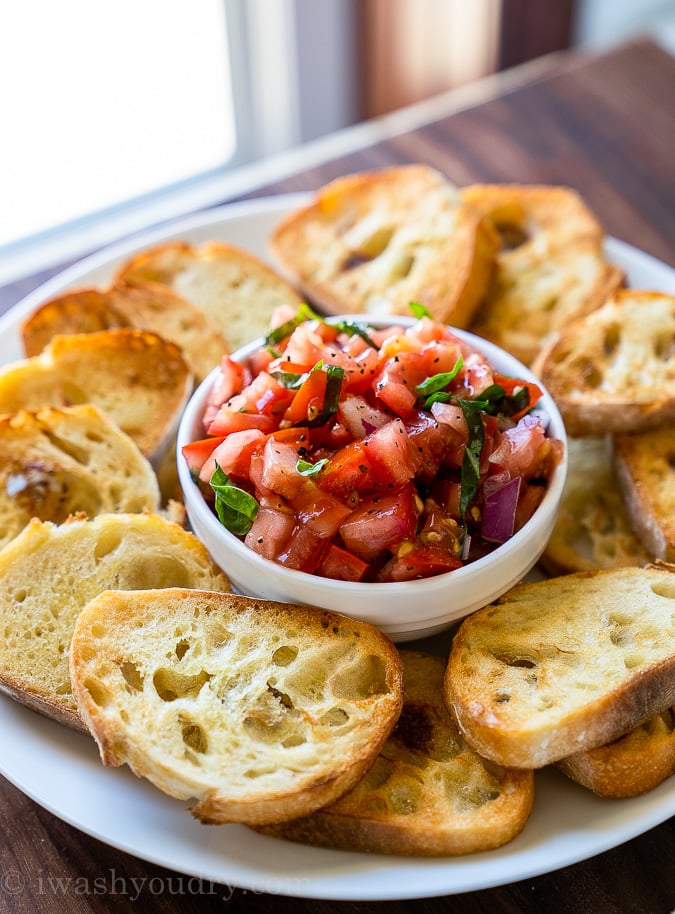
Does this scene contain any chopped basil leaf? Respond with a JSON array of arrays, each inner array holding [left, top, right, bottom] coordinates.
[[483, 383, 532, 417], [313, 364, 344, 427], [332, 320, 379, 350], [408, 301, 431, 319], [294, 363, 346, 429], [454, 399, 486, 518], [416, 357, 464, 407], [264, 303, 321, 347], [210, 463, 259, 536], [296, 457, 328, 477], [271, 369, 307, 389]]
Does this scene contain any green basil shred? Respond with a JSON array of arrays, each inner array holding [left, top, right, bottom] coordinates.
[[264, 303, 321, 348], [210, 463, 259, 535], [296, 457, 328, 477], [415, 357, 464, 407], [300, 363, 345, 428], [332, 320, 379, 350], [408, 301, 432, 319]]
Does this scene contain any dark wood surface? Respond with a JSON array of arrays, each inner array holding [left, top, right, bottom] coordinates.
[[1, 37, 674, 913]]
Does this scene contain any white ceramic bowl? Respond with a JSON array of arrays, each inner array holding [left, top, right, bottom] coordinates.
[[177, 317, 567, 642]]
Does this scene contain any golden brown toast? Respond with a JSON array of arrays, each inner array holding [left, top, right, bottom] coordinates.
[[22, 284, 227, 382], [0, 329, 192, 463], [70, 589, 403, 826], [462, 184, 623, 365], [540, 435, 651, 575], [0, 514, 231, 730], [444, 566, 675, 769], [269, 165, 499, 326], [0, 405, 160, 550], [557, 706, 675, 797], [257, 650, 533, 856], [115, 240, 304, 351], [613, 426, 675, 562], [532, 290, 675, 436]]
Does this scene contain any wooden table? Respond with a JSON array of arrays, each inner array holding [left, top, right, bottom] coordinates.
[[1, 37, 674, 914]]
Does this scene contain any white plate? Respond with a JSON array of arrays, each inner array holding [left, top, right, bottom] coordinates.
[[1, 195, 674, 902]]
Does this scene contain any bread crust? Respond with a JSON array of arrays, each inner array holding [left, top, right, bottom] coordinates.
[[557, 706, 675, 797], [257, 651, 533, 855], [0, 404, 161, 550], [462, 184, 623, 366], [444, 566, 675, 769], [269, 166, 499, 326], [116, 240, 304, 352], [540, 435, 651, 575], [70, 589, 404, 826], [613, 427, 675, 562], [0, 328, 192, 463], [0, 514, 231, 729], [532, 290, 675, 436], [22, 285, 228, 383]]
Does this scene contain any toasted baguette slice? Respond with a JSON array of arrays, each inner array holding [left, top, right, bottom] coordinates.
[[444, 566, 675, 769], [461, 184, 622, 365], [115, 240, 304, 352], [532, 290, 675, 435], [21, 288, 128, 353], [557, 706, 675, 797], [70, 589, 403, 826], [0, 329, 192, 463], [0, 514, 231, 730], [0, 405, 160, 550], [22, 285, 227, 382], [257, 650, 533, 856], [540, 436, 651, 575], [469, 241, 622, 366], [460, 184, 606, 254], [613, 427, 675, 562], [269, 165, 499, 326]]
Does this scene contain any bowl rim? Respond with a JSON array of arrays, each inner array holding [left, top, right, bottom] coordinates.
[[177, 314, 568, 599]]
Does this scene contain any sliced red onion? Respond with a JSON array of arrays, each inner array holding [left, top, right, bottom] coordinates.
[[481, 476, 522, 544]]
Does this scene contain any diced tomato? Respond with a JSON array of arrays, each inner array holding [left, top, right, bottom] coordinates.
[[282, 323, 325, 367], [338, 484, 420, 561], [202, 356, 247, 427], [182, 436, 225, 478], [283, 369, 330, 426], [488, 415, 548, 481], [289, 480, 352, 538], [228, 371, 294, 418], [244, 505, 294, 560], [362, 419, 416, 489], [260, 438, 306, 499], [338, 395, 391, 439], [198, 429, 264, 482], [309, 419, 353, 450], [207, 407, 276, 437], [316, 543, 369, 582], [461, 351, 495, 398], [276, 526, 330, 573], [493, 373, 543, 421], [405, 411, 455, 482], [429, 478, 462, 519], [376, 544, 463, 582], [316, 439, 375, 497], [321, 345, 381, 395]]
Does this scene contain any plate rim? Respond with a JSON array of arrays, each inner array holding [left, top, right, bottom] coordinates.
[[0, 193, 674, 901]]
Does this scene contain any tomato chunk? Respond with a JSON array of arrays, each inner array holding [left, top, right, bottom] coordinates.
[[338, 484, 420, 561], [316, 543, 369, 582], [377, 544, 463, 582]]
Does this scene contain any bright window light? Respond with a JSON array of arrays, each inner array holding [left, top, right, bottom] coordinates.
[[0, 0, 235, 248]]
